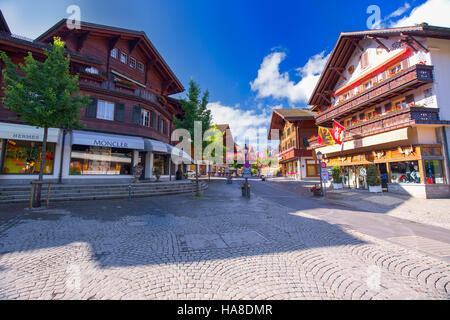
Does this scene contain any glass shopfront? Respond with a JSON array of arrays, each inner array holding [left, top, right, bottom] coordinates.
[[389, 161, 420, 184], [69, 145, 133, 175], [1, 139, 55, 174], [153, 154, 166, 175], [424, 160, 445, 184]]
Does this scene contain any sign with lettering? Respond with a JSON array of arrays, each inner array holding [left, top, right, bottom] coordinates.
[[72, 130, 144, 150], [243, 167, 252, 178], [0, 123, 60, 142], [321, 171, 329, 181]]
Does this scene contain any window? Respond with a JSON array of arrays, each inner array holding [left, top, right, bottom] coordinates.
[[2, 139, 55, 174], [392, 98, 407, 110], [141, 109, 150, 127], [365, 110, 374, 119], [137, 62, 145, 73], [425, 160, 446, 184], [390, 64, 402, 75], [85, 67, 98, 74], [389, 161, 420, 183], [344, 118, 352, 127], [375, 106, 382, 115], [129, 57, 137, 69], [97, 100, 115, 121], [120, 51, 127, 64], [360, 51, 369, 69], [363, 80, 372, 90], [111, 48, 118, 59], [70, 145, 132, 175]]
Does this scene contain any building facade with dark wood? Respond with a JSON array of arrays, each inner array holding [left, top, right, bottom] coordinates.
[[307, 25, 450, 198], [0, 12, 190, 184], [268, 109, 318, 180]]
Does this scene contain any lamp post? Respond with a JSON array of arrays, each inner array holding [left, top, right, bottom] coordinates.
[[317, 151, 323, 196], [244, 144, 249, 198]]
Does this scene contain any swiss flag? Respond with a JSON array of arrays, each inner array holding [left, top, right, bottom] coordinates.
[[333, 121, 345, 145]]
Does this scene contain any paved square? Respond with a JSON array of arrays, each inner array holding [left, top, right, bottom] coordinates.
[[0, 181, 449, 300]]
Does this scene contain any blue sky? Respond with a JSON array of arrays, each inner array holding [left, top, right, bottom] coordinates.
[[1, 0, 449, 146]]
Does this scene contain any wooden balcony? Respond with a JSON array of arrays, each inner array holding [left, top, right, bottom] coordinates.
[[308, 107, 448, 149], [78, 78, 161, 107], [278, 147, 313, 163], [315, 64, 434, 126]]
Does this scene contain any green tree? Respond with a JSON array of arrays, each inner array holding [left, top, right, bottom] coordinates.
[[1, 37, 91, 207], [173, 78, 212, 148]]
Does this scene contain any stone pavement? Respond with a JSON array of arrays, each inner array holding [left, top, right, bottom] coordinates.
[[0, 180, 449, 300], [267, 177, 450, 230]]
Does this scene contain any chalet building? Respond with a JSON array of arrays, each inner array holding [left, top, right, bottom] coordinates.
[[0, 11, 192, 184], [268, 109, 318, 180], [308, 24, 450, 198]]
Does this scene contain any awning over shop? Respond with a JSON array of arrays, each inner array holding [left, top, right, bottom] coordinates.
[[72, 130, 144, 150], [143, 138, 170, 153], [167, 144, 195, 164], [0, 122, 60, 143]]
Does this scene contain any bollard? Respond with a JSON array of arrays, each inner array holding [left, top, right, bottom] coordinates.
[[128, 184, 132, 201]]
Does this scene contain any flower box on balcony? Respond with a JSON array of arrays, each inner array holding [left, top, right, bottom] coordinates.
[[78, 71, 107, 83]]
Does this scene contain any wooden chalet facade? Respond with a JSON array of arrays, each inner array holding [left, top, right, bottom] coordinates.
[[268, 109, 318, 180], [308, 25, 450, 198], [0, 11, 190, 184]]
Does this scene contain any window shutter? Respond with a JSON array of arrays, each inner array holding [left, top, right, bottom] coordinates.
[[132, 105, 141, 125], [163, 120, 168, 135], [114, 103, 125, 122], [151, 111, 156, 128], [158, 115, 162, 132], [405, 94, 415, 105], [85, 97, 98, 118]]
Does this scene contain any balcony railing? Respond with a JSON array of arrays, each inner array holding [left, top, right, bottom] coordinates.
[[78, 76, 161, 107], [315, 64, 434, 126], [278, 147, 313, 162], [308, 107, 446, 149]]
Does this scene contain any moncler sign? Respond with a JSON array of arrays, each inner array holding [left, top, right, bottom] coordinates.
[[93, 139, 129, 148]]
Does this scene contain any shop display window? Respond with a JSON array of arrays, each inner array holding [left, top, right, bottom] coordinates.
[[389, 161, 421, 183], [69, 145, 132, 175], [2, 139, 55, 174], [424, 160, 445, 184]]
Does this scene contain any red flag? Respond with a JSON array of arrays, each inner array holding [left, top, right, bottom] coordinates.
[[333, 121, 345, 145]]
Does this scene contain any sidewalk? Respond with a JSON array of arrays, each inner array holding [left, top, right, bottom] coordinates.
[[267, 178, 450, 230]]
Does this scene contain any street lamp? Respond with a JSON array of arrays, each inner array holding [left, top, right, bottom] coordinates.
[[317, 151, 324, 196]]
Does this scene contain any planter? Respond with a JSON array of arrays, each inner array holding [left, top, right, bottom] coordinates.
[[332, 183, 343, 190], [369, 185, 382, 193]]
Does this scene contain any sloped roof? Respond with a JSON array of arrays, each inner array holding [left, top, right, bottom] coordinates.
[[268, 109, 316, 140], [0, 10, 10, 34], [36, 19, 184, 95], [308, 24, 450, 107]]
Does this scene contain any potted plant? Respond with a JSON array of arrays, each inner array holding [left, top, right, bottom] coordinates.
[[176, 167, 183, 180], [310, 185, 322, 196], [154, 166, 162, 182], [331, 166, 343, 189], [132, 164, 143, 183], [367, 165, 382, 193]]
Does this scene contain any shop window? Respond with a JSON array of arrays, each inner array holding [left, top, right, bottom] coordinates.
[[110, 48, 118, 59], [141, 109, 150, 127], [2, 139, 55, 174], [69, 145, 132, 175], [97, 100, 115, 120], [424, 160, 445, 184], [120, 51, 127, 64], [389, 161, 421, 184]]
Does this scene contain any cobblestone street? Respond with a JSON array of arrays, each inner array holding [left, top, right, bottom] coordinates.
[[0, 179, 449, 300]]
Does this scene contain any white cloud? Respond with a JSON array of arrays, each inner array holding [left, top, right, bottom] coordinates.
[[207, 102, 279, 150], [390, 0, 450, 28], [386, 2, 411, 20], [250, 51, 329, 105]]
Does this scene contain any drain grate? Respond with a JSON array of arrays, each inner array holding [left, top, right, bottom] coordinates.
[[387, 236, 450, 257]]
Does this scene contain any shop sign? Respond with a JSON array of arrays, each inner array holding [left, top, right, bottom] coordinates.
[[92, 139, 129, 148]]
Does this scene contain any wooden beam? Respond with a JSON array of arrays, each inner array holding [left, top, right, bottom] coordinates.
[[330, 67, 347, 81], [76, 31, 91, 52], [128, 38, 140, 54], [162, 79, 174, 94], [399, 38, 418, 52], [317, 92, 331, 105], [366, 35, 390, 52], [401, 33, 429, 53], [108, 36, 121, 51], [351, 39, 364, 52]]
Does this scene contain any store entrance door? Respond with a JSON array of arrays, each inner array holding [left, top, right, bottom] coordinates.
[[377, 163, 388, 192]]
